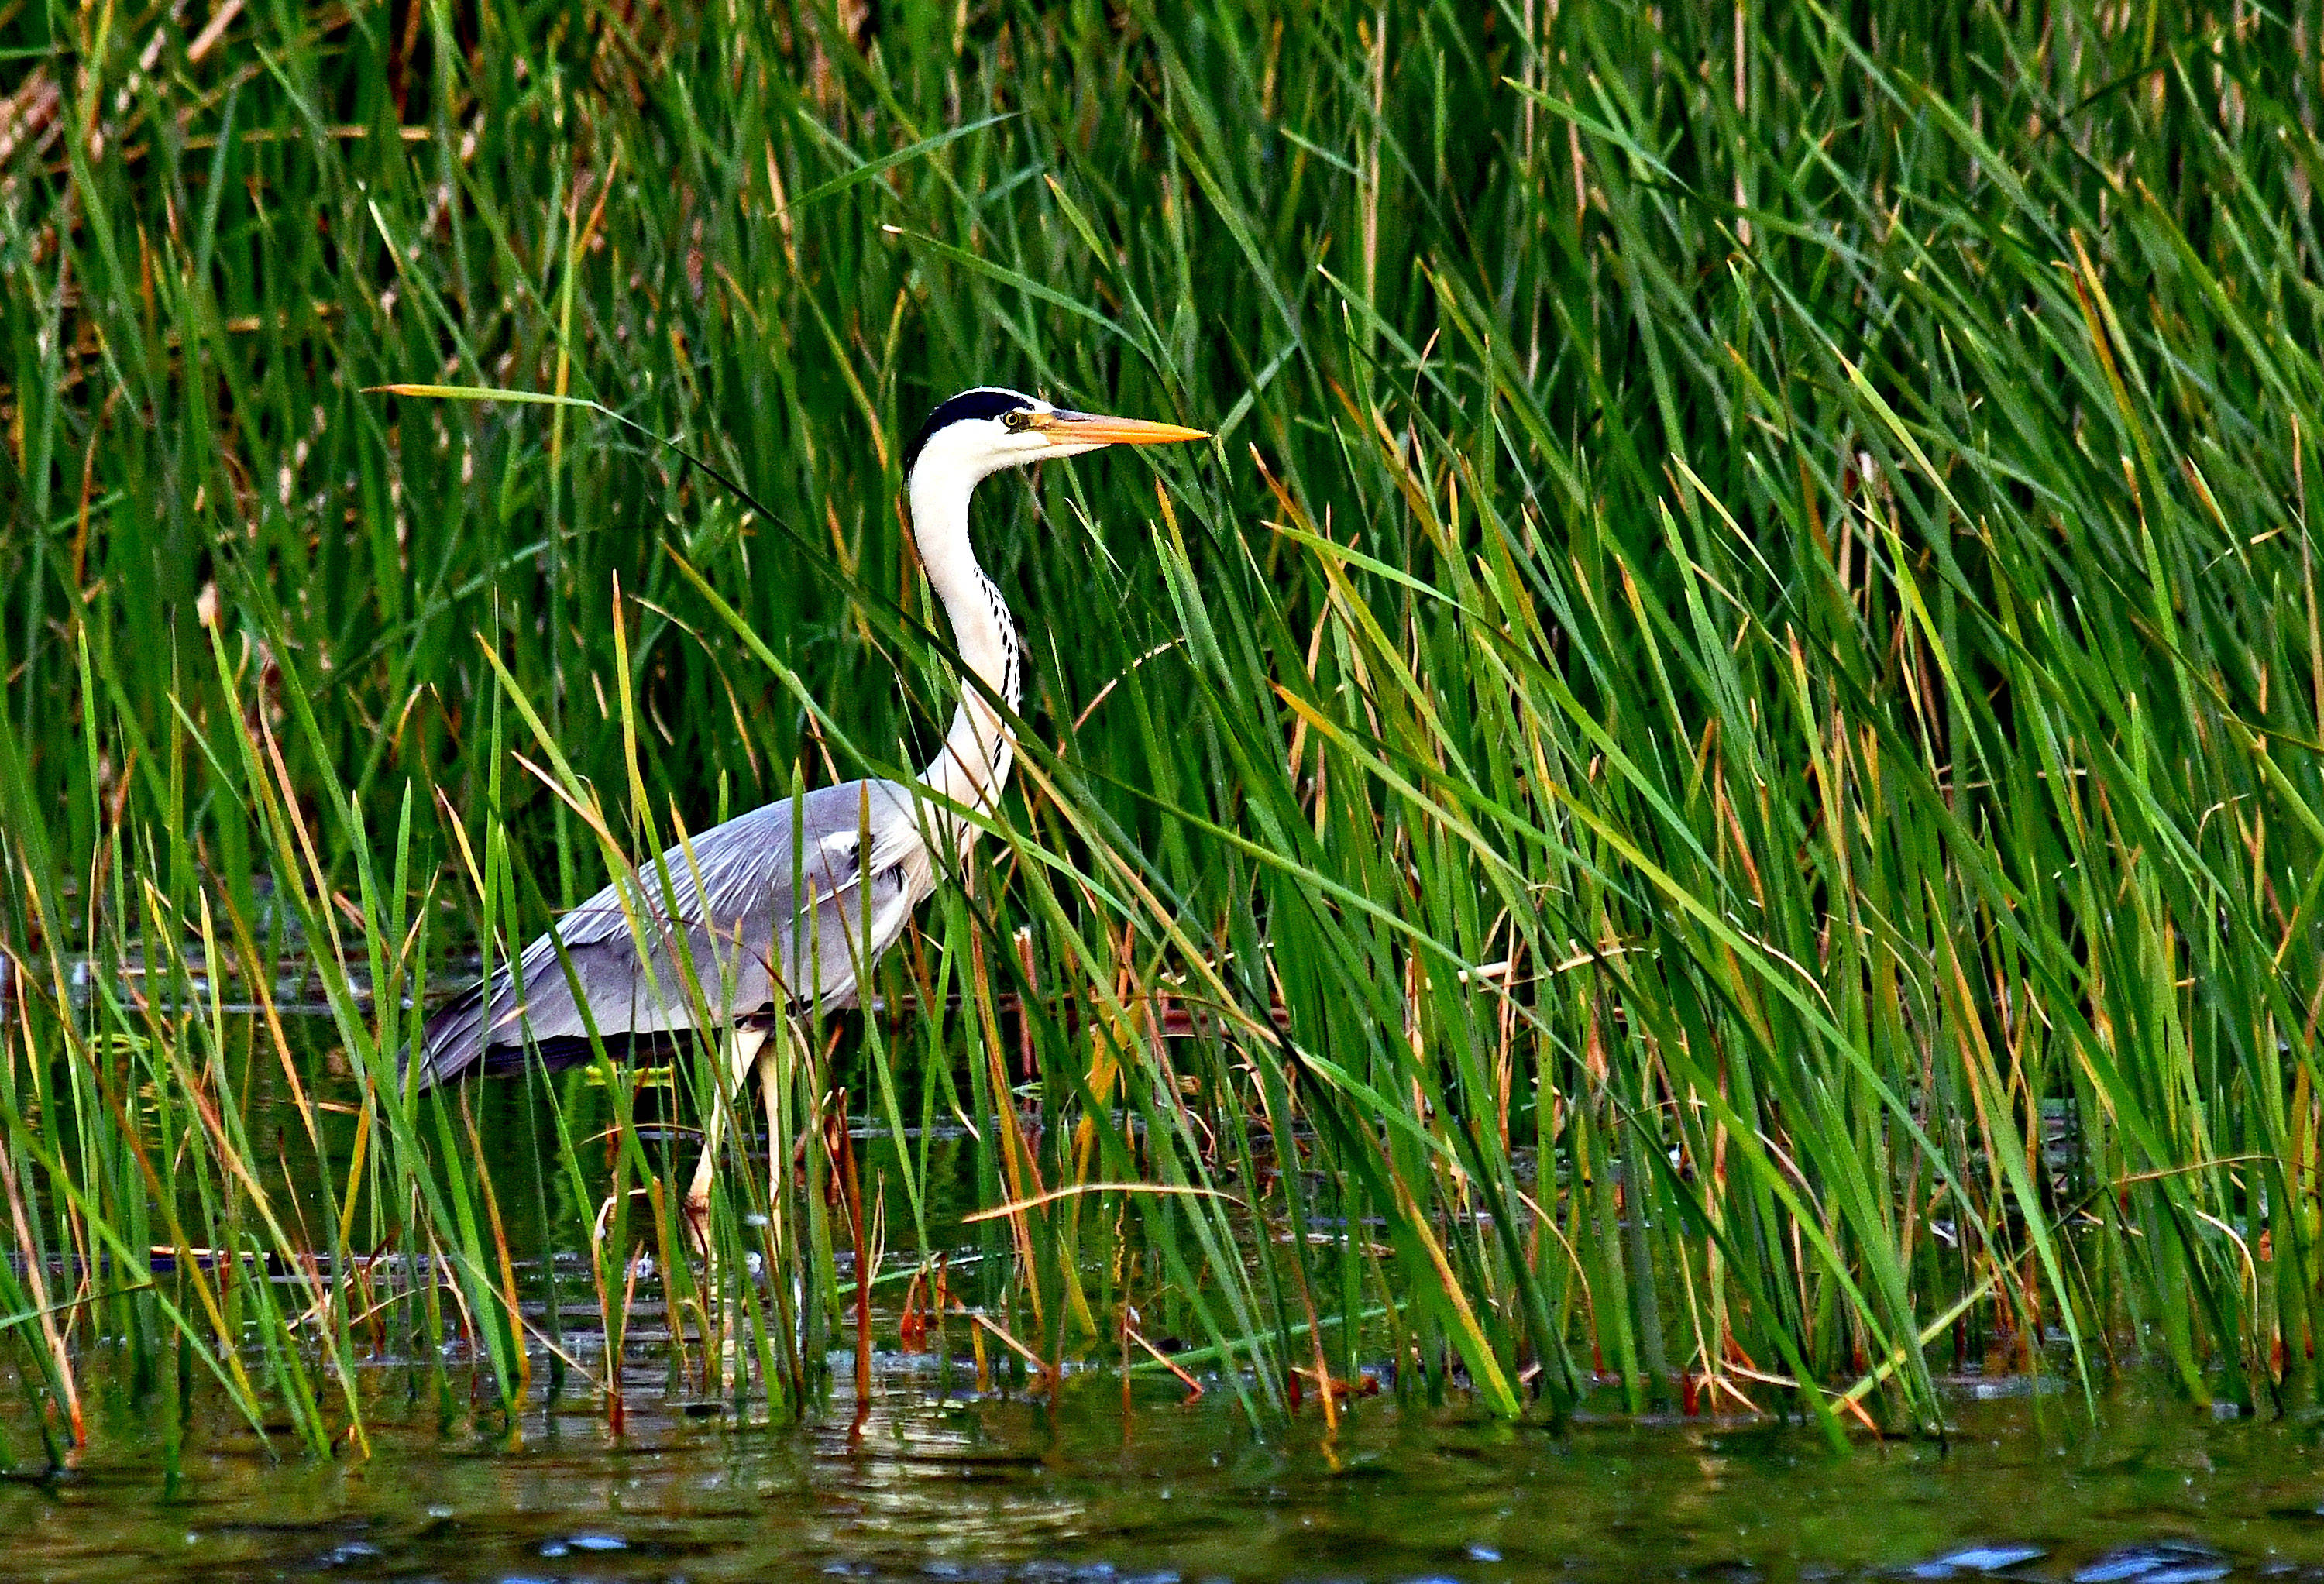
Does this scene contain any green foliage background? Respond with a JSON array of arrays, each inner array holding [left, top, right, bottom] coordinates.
[[2, 0, 2322, 1453]]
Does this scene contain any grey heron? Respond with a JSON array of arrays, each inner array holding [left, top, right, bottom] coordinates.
[[404, 387, 1208, 1223]]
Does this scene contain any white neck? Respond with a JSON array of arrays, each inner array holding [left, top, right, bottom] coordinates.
[[906, 460, 1022, 840]]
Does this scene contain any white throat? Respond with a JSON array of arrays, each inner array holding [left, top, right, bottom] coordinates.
[[906, 457, 1023, 846]]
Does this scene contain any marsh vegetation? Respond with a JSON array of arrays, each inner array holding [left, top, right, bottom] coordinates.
[[2, 0, 2322, 1468]]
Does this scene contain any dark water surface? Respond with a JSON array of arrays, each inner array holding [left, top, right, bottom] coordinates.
[[7, 1369, 2324, 1584]]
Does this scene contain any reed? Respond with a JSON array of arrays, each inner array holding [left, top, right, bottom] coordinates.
[[2, 0, 2320, 1461]]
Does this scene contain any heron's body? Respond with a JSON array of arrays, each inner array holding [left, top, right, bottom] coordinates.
[[408, 777, 928, 1078], [404, 386, 1203, 1218]]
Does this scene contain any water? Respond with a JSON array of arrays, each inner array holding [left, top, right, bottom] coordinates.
[[9, 1366, 2324, 1583], [9, 1009, 2319, 1581]]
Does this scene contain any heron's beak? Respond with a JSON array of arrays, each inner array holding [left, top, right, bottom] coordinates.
[[1036, 409, 1209, 447]]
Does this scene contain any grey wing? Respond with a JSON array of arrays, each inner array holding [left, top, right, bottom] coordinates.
[[407, 778, 931, 1084]]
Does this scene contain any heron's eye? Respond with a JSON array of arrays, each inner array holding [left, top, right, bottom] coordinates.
[[1003, 409, 1032, 432]]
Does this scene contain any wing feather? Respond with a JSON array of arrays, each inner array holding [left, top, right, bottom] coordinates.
[[406, 778, 929, 1084]]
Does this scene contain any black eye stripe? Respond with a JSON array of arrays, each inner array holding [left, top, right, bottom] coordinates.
[[903, 387, 1037, 475]]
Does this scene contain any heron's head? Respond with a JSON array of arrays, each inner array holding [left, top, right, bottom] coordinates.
[[902, 387, 1208, 486]]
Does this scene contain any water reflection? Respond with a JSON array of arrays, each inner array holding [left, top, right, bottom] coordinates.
[[9, 1370, 2324, 1583]]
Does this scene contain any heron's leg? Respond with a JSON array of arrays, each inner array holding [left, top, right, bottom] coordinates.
[[731, 1012, 810, 1273], [758, 1027, 788, 1189], [685, 1024, 768, 1234]]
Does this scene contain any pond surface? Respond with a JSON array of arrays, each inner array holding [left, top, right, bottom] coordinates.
[[7, 1366, 2324, 1584], [5, 1004, 2315, 1582]]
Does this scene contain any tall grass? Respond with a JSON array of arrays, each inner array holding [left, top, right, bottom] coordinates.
[[2, 0, 2322, 1460]]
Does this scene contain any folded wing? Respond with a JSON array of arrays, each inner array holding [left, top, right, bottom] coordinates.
[[407, 778, 928, 1084]]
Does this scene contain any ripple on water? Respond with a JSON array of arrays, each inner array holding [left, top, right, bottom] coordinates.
[[1912, 1544, 2050, 1578], [2075, 1543, 2234, 1584]]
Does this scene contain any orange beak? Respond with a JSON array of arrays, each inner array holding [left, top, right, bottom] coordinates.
[[1034, 409, 1209, 446]]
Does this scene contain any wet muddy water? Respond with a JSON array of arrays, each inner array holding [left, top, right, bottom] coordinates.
[[7, 1369, 2324, 1584]]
